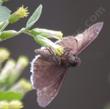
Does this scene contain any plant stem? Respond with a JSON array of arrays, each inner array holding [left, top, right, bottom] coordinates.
[[0, 21, 9, 32]]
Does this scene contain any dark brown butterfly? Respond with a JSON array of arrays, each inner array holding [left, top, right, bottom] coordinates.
[[30, 22, 104, 107]]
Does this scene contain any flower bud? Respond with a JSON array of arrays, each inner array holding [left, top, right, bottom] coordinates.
[[7, 56, 29, 85], [0, 59, 16, 85], [0, 30, 18, 41], [9, 100, 23, 109], [16, 56, 29, 69], [10, 79, 32, 95], [0, 48, 10, 62], [33, 35, 64, 56], [9, 6, 29, 24], [31, 28, 63, 40]]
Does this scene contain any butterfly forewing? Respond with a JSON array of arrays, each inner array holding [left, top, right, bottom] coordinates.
[[75, 22, 104, 54], [57, 22, 103, 55]]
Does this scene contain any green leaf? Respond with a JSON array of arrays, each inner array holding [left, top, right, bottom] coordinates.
[[0, 91, 23, 101], [0, 6, 11, 22], [26, 4, 42, 29]]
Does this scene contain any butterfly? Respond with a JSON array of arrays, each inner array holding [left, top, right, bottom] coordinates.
[[30, 22, 104, 107]]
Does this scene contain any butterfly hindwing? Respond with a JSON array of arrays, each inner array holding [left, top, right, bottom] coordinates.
[[31, 55, 67, 107]]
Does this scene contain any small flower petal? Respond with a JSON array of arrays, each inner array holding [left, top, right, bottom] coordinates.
[[53, 45, 64, 56], [9, 5, 29, 23], [15, 5, 29, 18]]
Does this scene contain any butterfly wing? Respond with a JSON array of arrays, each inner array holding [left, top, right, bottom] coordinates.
[[57, 22, 104, 55], [31, 55, 68, 107], [75, 22, 104, 54]]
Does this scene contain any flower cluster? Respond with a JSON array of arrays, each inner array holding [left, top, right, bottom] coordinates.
[[0, 48, 32, 109]]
